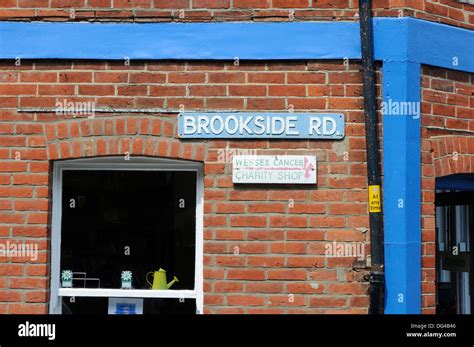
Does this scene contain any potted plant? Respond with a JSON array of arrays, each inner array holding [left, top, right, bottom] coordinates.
[[61, 270, 73, 288], [121, 271, 132, 289]]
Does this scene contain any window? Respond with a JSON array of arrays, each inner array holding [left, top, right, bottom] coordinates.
[[49, 157, 204, 314], [435, 188, 473, 314]]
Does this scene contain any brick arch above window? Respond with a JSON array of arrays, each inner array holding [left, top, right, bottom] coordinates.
[[42, 116, 207, 162], [429, 136, 474, 177]]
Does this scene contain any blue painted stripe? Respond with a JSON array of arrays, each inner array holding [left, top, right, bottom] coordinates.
[[0, 21, 362, 60], [407, 17, 474, 73], [373, 17, 409, 62], [382, 61, 421, 314], [0, 18, 472, 73]]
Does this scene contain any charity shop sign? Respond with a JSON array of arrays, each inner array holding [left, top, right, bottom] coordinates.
[[233, 155, 317, 184], [178, 113, 344, 139]]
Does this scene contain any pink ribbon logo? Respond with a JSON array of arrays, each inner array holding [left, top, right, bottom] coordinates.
[[303, 157, 314, 179]]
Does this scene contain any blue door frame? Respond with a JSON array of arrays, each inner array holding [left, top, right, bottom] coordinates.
[[1, 17, 472, 313]]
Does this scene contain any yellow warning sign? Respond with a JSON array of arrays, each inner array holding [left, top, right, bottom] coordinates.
[[368, 185, 381, 213]]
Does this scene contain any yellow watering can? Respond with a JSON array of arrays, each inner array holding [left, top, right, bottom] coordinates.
[[146, 268, 178, 290]]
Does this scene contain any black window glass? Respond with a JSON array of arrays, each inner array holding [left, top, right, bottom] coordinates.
[[60, 170, 197, 291]]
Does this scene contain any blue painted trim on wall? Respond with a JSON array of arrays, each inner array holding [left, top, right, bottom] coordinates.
[[0, 16, 472, 314], [382, 61, 422, 313], [407, 18, 474, 73], [373, 17, 409, 62], [0, 21, 362, 60], [436, 174, 474, 191], [0, 18, 473, 73]]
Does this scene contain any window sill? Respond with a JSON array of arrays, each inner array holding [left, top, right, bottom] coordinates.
[[58, 288, 197, 299]]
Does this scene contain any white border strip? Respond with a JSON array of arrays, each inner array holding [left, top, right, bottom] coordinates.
[[49, 156, 204, 314]]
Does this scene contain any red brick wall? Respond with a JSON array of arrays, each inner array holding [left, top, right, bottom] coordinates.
[[0, 60, 378, 313], [0, 1, 472, 29], [420, 65, 474, 314]]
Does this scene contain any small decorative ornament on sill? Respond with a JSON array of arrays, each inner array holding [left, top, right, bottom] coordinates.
[[121, 271, 132, 289], [61, 270, 73, 288]]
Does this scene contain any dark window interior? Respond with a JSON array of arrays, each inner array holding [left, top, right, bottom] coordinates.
[[60, 170, 197, 295], [435, 191, 473, 314]]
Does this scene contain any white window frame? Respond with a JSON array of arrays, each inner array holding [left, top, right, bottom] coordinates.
[[49, 156, 204, 314]]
